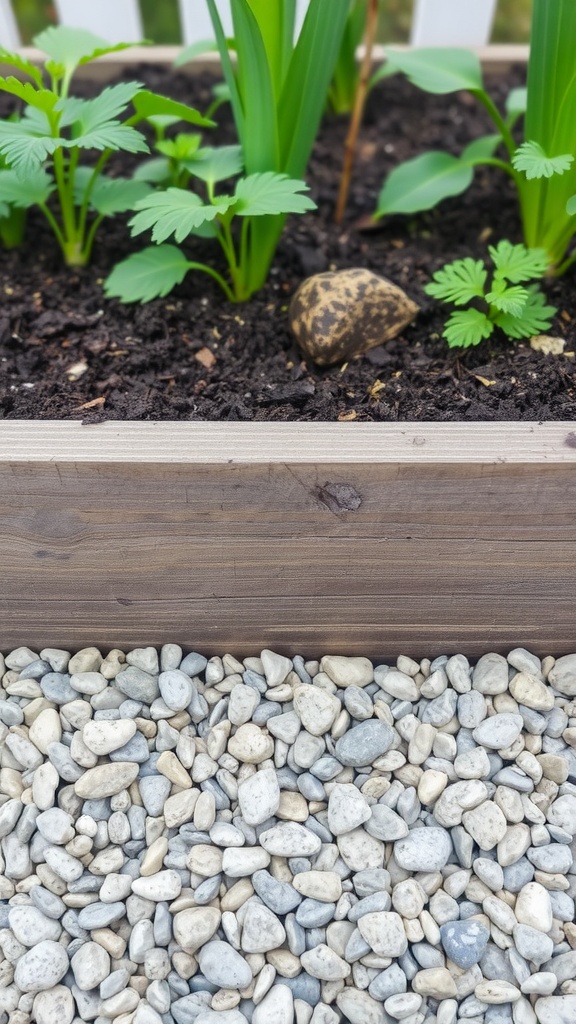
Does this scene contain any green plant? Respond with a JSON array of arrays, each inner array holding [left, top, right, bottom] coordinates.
[[104, 151, 315, 303], [375, 0, 576, 274], [0, 27, 211, 265], [328, 0, 368, 115], [174, 0, 349, 299], [425, 241, 556, 348]]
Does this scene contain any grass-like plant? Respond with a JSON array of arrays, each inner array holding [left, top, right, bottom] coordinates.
[[175, 0, 350, 299], [327, 0, 368, 115], [375, 0, 576, 274], [0, 27, 211, 266], [425, 241, 556, 348], [104, 150, 315, 303]]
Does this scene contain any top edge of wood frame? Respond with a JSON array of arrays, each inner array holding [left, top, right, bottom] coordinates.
[[1, 421, 575, 464], [11, 43, 530, 72]]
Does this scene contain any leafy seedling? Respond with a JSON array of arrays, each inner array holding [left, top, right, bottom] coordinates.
[[0, 27, 212, 265], [425, 241, 556, 348], [375, 0, 576, 273], [105, 153, 316, 303]]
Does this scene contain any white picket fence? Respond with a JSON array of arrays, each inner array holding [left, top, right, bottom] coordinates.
[[0, 0, 501, 52]]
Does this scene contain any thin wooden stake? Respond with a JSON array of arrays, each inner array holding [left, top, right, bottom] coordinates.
[[335, 0, 379, 225]]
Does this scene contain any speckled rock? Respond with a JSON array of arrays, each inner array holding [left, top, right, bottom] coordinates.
[[289, 268, 419, 366]]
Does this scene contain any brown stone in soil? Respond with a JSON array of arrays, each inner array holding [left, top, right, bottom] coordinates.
[[289, 268, 420, 367]]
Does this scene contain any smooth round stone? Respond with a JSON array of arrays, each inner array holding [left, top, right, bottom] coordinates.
[[71, 941, 110, 990], [140, 775, 172, 817], [293, 871, 342, 903], [472, 653, 509, 694], [115, 666, 159, 703], [131, 869, 183, 902], [413, 968, 458, 999], [547, 655, 576, 696], [253, 870, 301, 914], [77, 901, 126, 929], [384, 993, 422, 1020], [321, 655, 374, 688], [82, 718, 137, 755], [300, 944, 351, 981], [241, 901, 286, 953], [222, 847, 271, 877], [180, 651, 208, 676], [458, 690, 487, 729], [366, 805, 409, 841], [374, 668, 418, 701], [158, 670, 193, 712], [337, 988, 387, 1024], [32, 986, 74, 1024], [252, 984, 293, 1024], [547, 794, 576, 835], [472, 713, 524, 749], [462, 801, 507, 851], [515, 882, 553, 932], [197, 940, 252, 988], [358, 912, 408, 957], [295, 898, 336, 928], [228, 684, 260, 726], [238, 768, 280, 826], [14, 940, 69, 993], [259, 822, 321, 857], [260, 649, 292, 686], [228, 723, 274, 763], [527, 844, 573, 873], [36, 808, 75, 845], [327, 783, 371, 835], [293, 685, 340, 736], [9, 906, 61, 946], [74, 762, 139, 799], [394, 827, 452, 870], [335, 720, 394, 767], [475, 980, 521, 1004], [173, 907, 220, 953], [509, 673, 554, 711], [440, 919, 489, 968], [513, 923, 553, 965], [535, 996, 576, 1024]]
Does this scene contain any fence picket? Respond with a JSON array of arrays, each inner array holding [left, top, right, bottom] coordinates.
[[54, 0, 143, 43], [0, 0, 20, 49], [411, 0, 498, 46]]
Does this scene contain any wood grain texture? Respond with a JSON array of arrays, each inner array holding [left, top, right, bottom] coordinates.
[[1, 422, 576, 657]]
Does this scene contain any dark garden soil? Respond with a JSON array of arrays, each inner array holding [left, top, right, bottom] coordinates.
[[1, 64, 575, 422]]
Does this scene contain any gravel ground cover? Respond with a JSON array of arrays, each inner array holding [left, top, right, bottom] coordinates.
[[0, 644, 575, 1024]]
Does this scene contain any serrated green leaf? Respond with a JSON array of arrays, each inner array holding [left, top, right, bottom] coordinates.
[[78, 174, 153, 216], [486, 280, 528, 316], [67, 124, 149, 155], [33, 26, 133, 73], [0, 122, 59, 175], [0, 167, 53, 207], [489, 240, 549, 283], [493, 284, 556, 339], [377, 152, 473, 216], [512, 141, 574, 180], [384, 47, 483, 95], [104, 244, 191, 303], [233, 172, 316, 216], [425, 258, 487, 305], [189, 146, 244, 186], [505, 87, 527, 117], [567, 194, 576, 217], [130, 189, 235, 243], [443, 309, 494, 348], [0, 77, 58, 113], [0, 48, 42, 87], [131, 90, 214, 129], [59, 82, 143, 132]]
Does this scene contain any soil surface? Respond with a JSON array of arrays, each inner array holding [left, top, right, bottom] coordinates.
[[1, 64, 575, 422]]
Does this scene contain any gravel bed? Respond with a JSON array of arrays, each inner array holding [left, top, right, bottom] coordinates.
[[0, 645, 575, 1024]]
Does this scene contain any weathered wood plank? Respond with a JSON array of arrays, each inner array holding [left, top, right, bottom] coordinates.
[[1, 423, 575, 656]]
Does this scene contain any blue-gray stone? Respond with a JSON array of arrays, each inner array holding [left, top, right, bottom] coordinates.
[[128, 805, 146, 840], [77, 901, 126, 929], [115, 666, 159, 703], [81, 799, 111, 820], [61, 909, 89, 940], [0, 700, 24, 726], [491, 767, 534, 791], [348, 892, 391, 921], [480, 945, 516, 984], [310, 756, 342, 781], [40, 673, 76, 703], [296, 899, 336, 928], [344, 686, 373, 720], [411, 942, 445, 969], [252, 701, 281, 726], [31, 886, 66, 920], [47, 741, 83, 782], [335, 720, 394, 767], [283, 974, 321, 1005], [172, 993, 212, 1024], [200, 778, 230, 810], [15, 805, 39, 843], [67, 874, 101, 893], [550, 892, 575, 922], [242, 669, 267, 694], [293, 656, 312, 684], [304, 816, 332, 844], [440, 919, 490, 968], [179, 652, 207, 677], [139, 776, 172, 817], [168, 972, 190, 998], [502, 858, 534, 892], [398, 948, 419, 981], [138, 751, 161, 777], [93, 708, 120, 720], [345, 928, 371, 962], [154, 903, 173, 946], [0, 906, 10, 927], [119, 699, 142, 718], [252, 870, 301, 915], [353, 868, 391, 897], [305, 927, 326, 949], [193, 875, 221, 905], [285, 914, 306, 956], [421, 689, 458, 726], [368, 963, 407, 1001], [394, 827, 452, 871], [297, 774, 325, 801], [18, 659, 52, 680], [527, 844, 573, 873]]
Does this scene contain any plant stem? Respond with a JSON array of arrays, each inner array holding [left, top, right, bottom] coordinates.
[[473, 90, 517, 159], [335, 0, 378, 224], [38, 201, 67, 256], [187, 261, 236, 302]]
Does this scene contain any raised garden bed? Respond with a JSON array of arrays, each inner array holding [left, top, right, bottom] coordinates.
[[1, 47, 575, 659]]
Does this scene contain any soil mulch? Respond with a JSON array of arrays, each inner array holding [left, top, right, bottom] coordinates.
[[1, 64, 575, 422]]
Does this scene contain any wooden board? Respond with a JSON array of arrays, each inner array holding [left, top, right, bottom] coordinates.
[[1, 422, 576, 659]]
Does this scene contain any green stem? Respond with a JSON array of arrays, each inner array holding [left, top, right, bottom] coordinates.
[[82, 213, 104, 264], [77, 150, 111, 242], [555, 249, 576, 276], [53, 148, 77, 251], [186, 260, 236, 301], [479, 157, 520, 182], [38, 201, 67, 256], [473, 90, 517, 159], [217, 217, 243, 299]]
